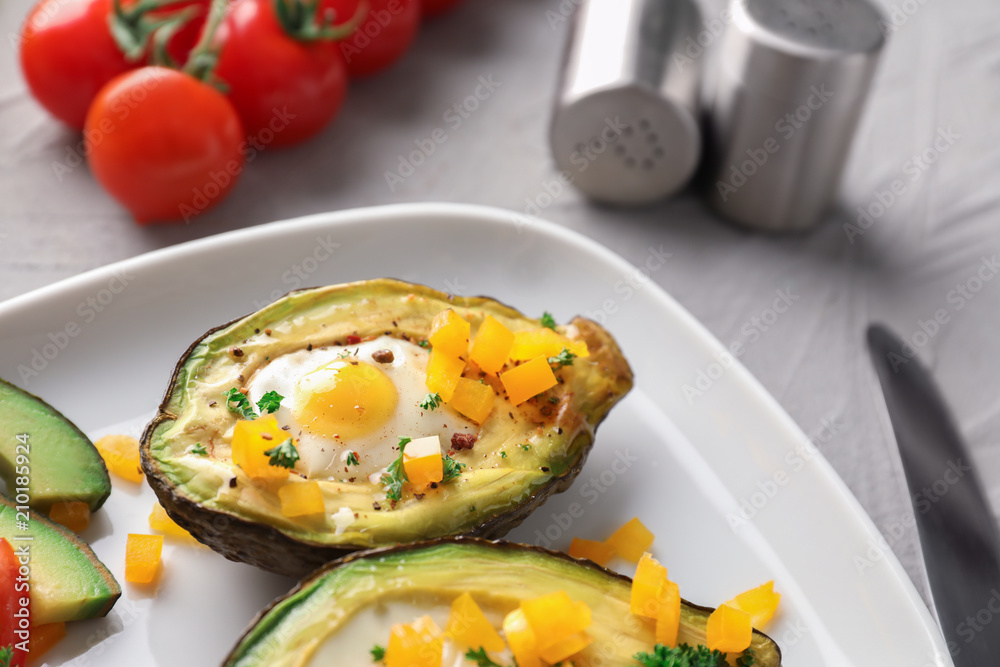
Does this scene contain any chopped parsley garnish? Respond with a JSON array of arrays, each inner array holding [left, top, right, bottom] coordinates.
[[264, 438, 299, 469], [633, 644, 738, 667], [442, 455, 466, 482], [418, 392, 442, 410], [370, 644, 386, 661], [500, 451, 507, 459], [548, 395, 560, 404], [225, 387, 258, 420], [465, 647, 504, 667], [417, 340, 431, 349], [380, 437, 410, 502], [256, 390, 284, 414], [189, 443, 208, 456], [521, 444, 531, 451], [337, 348, 359, 359], [548, 347, 576, 368], [0, 646, 13, 667], [540, 311, 557, 330], [735, 650, 756, 667], [346, 451, 359, 466]]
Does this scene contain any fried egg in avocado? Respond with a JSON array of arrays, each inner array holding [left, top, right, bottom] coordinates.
[[141, 279, 633, 577], [244, 336, 479, 480]]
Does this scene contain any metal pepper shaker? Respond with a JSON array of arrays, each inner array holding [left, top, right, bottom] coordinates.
[[702, 0, 886, 232], [550, 0, 704, 205]]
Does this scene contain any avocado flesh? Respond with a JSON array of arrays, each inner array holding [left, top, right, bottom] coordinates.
[[224, 539, 782, 667], [0, 494, 120, 624], [0, 378, 111, 513], [142, 279, 633, 577]]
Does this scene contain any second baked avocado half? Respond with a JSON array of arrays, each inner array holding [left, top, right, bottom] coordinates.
[[223, 539, 782, 666], [141, 279, 633, 577]]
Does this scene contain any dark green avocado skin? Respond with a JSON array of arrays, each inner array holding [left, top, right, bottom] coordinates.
[[223, 538, 783, 667], [0, 377, 111, 513]]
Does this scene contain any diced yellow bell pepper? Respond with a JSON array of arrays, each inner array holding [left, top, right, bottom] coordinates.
[[404, 454, 443, 490], [278, 481, 325, 517], [449, 377, 495, 424], [385, 615, 443, 667], [500, 356, 558, 406], [446, 592, 506, 653], [149, 504, 198, 542], [94, 434, 144, 482], [605, 517, 654, 563], [631, 552, 668, 618], [426, 349, 466, 401], [520, 592, 591, 652], [231, 416, 292, 480], [509, 328, 590, 361], [568, 537, 616, 566], [727, 581, 781, 628], [429, 309, 471, 358], [469, 315, 515, 374], [48, 501, 90, 533], [706, 604, 753, 653], [502, 609, 542, 667], [125, 533, 163, 584], [28, 622, 66, 661], [538, 631, 593, 664], [655, 580, 681, 648]]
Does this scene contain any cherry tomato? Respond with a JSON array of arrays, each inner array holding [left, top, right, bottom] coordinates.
[[85, 67, 245, 223], [19, 0, 209, 129], [214, 0, 349, 148], [19, 0, 134, 129], [421, 0, 464, 17], [1, 538, 29, 667], [326, 0, 420, 77], [152, 0, 211, 66]]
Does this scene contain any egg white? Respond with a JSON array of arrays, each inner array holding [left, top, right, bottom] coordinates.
[[245, 336, 477, 479]]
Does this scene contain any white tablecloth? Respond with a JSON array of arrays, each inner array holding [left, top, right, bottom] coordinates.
[[2, 0, 999, 610]]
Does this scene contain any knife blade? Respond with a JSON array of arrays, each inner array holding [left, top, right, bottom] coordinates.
[[867, 324, 1000, 665]]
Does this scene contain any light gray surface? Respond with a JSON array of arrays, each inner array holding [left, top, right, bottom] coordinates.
[[2, 0, 999, 621]]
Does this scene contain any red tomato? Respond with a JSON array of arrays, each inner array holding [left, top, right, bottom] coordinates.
[[1, 538, 29, 666], [85, 67, 245, 223], [421, 0, 464, 16], [19, 0, 133, 129], [325, 0, 421, 77], [19, 0, 209, 130], [214, 0, 349, 148]]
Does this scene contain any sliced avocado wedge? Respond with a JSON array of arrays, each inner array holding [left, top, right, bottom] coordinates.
[[0, 378, 111, 513], [0, 494, 120, 624], [224, 538, 782, 667], [142, 279, 633, 577]]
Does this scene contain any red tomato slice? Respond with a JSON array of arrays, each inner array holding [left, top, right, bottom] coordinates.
[[0, 538, 29, 667]]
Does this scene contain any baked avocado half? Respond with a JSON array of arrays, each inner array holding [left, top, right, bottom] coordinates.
[[223, 538, 782, 666], [141, 279, 632, 577]]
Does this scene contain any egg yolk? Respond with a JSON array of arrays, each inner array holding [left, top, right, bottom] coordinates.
[[294, 361, 398, 440]]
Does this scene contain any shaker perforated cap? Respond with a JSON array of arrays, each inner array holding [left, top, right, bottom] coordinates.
[[550, 0, 704, 205], [702, 0, 886, 231]]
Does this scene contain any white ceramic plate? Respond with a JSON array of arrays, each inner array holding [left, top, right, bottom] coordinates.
[[0, 203, 949, 666]]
